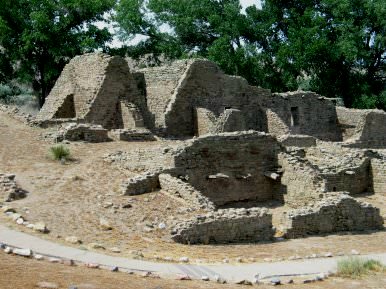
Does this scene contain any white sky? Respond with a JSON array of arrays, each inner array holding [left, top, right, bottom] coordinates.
[[105, 0, 262, 48]]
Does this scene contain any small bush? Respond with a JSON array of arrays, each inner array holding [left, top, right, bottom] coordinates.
[[337, 257, 385, 278], [49, 144, 71, 161]]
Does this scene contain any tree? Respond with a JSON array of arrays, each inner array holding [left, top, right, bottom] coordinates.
[[115, 0, 261, 81], [250, 0, 386, 108], [0, 0, 115, 106]]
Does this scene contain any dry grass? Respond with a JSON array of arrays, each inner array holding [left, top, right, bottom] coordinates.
[[337, 257, 385, 278]]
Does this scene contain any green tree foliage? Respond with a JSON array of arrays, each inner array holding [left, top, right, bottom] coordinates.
[[115, 0, 385, 109], [256, 0, 386, 108], [0, 0, 115, 106]]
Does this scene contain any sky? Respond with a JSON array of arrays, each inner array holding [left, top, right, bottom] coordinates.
[[105, 0, 262, 47]]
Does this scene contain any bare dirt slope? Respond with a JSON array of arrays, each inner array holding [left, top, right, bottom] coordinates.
[[0, 110, 385, 264]]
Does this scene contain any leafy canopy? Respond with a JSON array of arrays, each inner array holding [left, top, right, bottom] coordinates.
[[0, 0, 115, 106]]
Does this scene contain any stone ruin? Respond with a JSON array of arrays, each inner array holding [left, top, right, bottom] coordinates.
[[37, 52, 386, 146], [0, 173, 28, 202], [37, 52, 385, 244]]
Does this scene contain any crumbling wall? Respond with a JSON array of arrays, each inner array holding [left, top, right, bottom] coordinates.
[[337, 107, 386, 148], [280, 193, 384, 238], [171, 208, 273, 244], [60, 123, 110, 143], [172, 132, 281, 206], [159, 173, 215, 210], [163, 60, 270, 137], [260, 92, 342, 141], [279, 152, 325, 207], [0, 173, 28, 202], [138, 60, 191, 129], [38, 53, 149, 130], [371, 156, 386, 194], [278, 134, 317, 148]]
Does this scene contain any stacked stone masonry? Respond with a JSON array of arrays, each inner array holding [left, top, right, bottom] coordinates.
[[0, 174, 27, 202], [32, 52, 386, 244], [38, 53, 386, 149], [171, 208, 273, 244], [280, 193, 384, 238]]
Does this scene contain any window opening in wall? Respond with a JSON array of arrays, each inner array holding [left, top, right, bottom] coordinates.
[[290, 106, 299, 127]]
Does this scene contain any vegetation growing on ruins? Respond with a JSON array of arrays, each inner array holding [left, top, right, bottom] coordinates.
[[337, 257, 385, 278], [0, 0, 385, 110]]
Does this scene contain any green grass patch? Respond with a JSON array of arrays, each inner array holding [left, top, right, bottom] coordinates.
[[49, 144, 71, 161], [337, 257, 385, 278]]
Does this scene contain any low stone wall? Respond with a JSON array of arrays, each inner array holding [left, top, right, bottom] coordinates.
[[159, 174, 215, 211], [120, 171, 160, 195], [0, 173, 28, 202], [61, 123, 110, 142], [171, 208, 273, 244], [278, 134, 316, 148], [280, 193, 384, 238], [109, 128, 156, 142]]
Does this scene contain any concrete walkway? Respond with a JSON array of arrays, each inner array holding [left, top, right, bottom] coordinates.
[[1, 224, 385, 282]]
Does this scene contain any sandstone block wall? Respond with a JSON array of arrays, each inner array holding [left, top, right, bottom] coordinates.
[[337, 107, 386, 148], [159, 173, 215, 210], [261, 92, 342, 141], [38, 53, 149, 130], [371, 156, 386, 194], [280, 193, 384, 238], [279, 152, 325, 207], [172, 132, 281, 206], [109, 128, 156, 142], [138, 60, 191, 129], [171, 208, 273, 244], [61, 123, 110, 143], [121, 171, 160, 196], [162, 60, 270, 137], [278, 134, 317, 148]]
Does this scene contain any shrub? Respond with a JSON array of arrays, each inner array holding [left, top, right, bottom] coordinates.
[[49, 144, 71, 161], [337, 257, 385, 278]]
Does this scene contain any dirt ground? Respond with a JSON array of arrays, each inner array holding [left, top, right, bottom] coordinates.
[[0, 111, 385, 265], [1, 251, 386, 289]]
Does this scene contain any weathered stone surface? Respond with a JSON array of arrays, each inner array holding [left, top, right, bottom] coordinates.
[[60, 123, 110, 143], [37, 52, 150, 130], [109, 128, 156, 142], [337, 107, 386, 148], [171, 208, 273, 244], [0, 173, 28, 202], [13, 248, 32, 257], [170, 131, 282, 206], [280, 193, 384, 238]]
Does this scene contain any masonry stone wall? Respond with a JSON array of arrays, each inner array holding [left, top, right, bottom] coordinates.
[[60, 123, 110, 142], [278, 152, 325, 207], [172, 132, 281, 206], [138, 60, 191, 129], [38, 53, 149, 130], [337, 107, 386, 148], [171, 208, 273, 244], [261, 92, 342, 141], [159, 173, 216, 210], [163, 60, 270, 137], [0, 173, 27, 202], [280, 193, 384, 238], [278, 134, 317, 148], [371, 156, 386, 194]]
